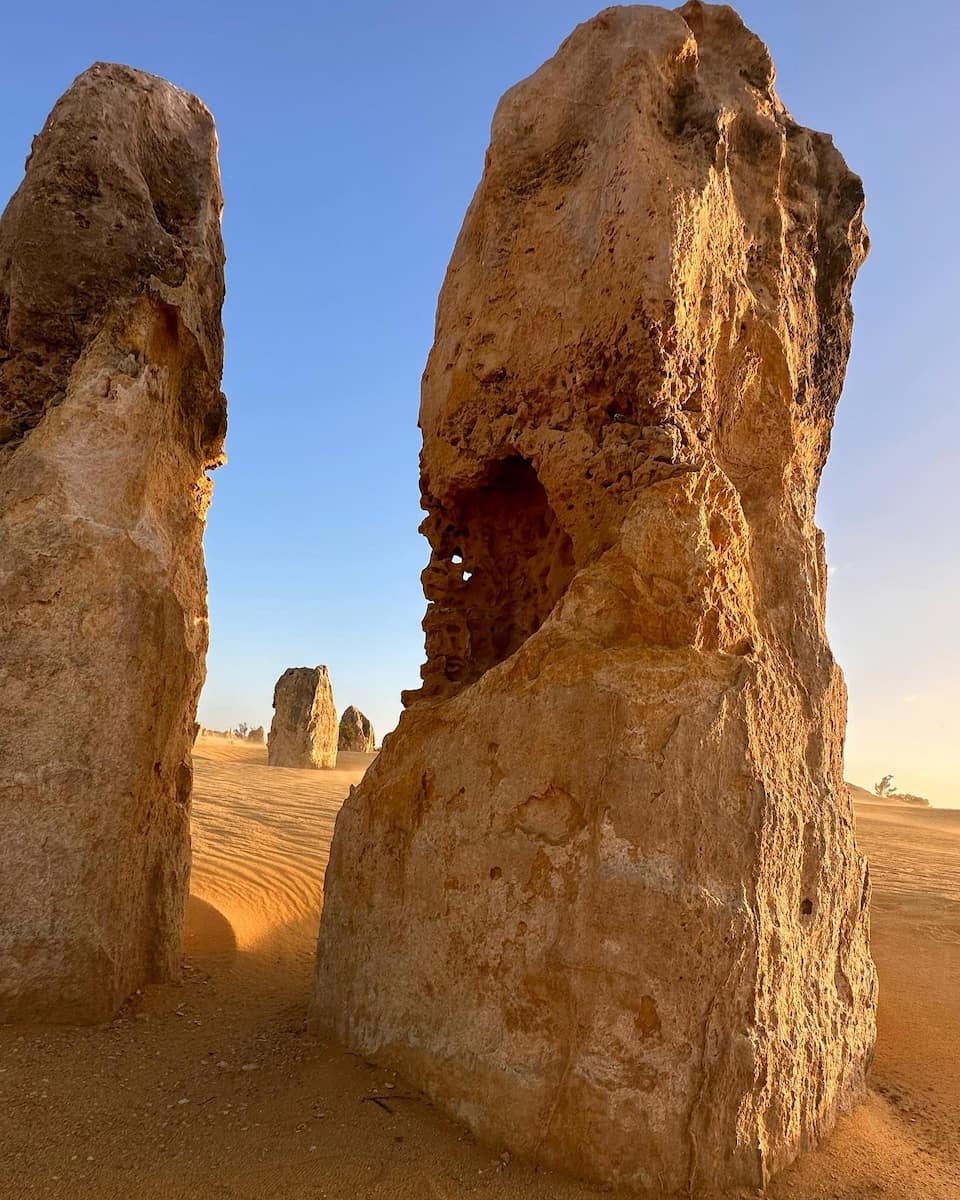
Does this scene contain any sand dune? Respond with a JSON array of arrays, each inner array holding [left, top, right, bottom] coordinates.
[[188, 738, 368, 962], [0, 736, 957, 1198]]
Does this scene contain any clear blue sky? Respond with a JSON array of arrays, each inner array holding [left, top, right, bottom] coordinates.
[[1, 2, 957, 803]]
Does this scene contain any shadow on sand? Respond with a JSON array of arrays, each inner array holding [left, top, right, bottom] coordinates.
[[183, 894, 238, 963]]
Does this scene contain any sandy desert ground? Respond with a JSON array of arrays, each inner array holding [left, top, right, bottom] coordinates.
[[1, 736, 957, 1199]]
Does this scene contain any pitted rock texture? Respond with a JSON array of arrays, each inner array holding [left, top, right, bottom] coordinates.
[[313, 4, 876, 1194], [338, 706, 376, 753], [0, 64, 225, 1023], [268, 667, 338, 769]]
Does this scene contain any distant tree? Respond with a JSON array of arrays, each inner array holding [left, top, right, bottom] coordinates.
[[895, 791, 931, 808], [234, 721, 250, 740], [874, 774, 897, 797]]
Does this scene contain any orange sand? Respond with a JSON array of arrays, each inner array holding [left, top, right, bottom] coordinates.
[[0, 737, 957, 1198]]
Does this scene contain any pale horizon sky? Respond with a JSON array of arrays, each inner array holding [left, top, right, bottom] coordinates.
[[1, 2, 956, 805]]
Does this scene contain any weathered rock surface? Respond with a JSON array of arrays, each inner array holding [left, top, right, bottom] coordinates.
[[268, 667, 338, 769], [312, 4, 876, 1193], [0, 64, 225, 1023], [247, 725, 266, 745], [338, 706, 376, 753]]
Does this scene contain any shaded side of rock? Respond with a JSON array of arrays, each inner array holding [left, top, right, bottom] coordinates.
[[267, 667, 337, 769], [338, 706, 376, 753], [311, 4, 876, 1194], [0, 63, 225, 1023]]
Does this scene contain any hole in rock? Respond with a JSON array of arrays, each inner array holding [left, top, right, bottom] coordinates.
[[422, 456, 575, 699], [800, 898, 814, 916]]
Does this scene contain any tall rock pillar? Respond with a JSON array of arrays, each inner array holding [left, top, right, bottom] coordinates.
[[268, 666, 339, 769], [0, 64, 226, 1022], [313, 4, 876, 1192]]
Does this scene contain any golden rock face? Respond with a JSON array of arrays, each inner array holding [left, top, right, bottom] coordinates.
[[313, 3, 875, 1193], [0, 63, 225, 1023]]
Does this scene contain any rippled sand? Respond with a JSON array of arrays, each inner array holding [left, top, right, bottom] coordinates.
[[188, 738, 367, 964], [0, 738, 957, 1198]]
